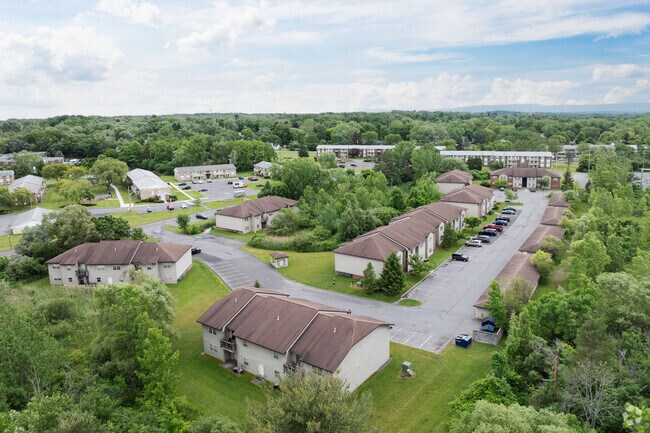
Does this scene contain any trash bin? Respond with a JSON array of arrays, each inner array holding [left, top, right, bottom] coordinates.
[[455, 334, 472, 348]]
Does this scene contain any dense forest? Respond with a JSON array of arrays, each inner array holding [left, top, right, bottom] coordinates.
[[1, 112, 649, 174]]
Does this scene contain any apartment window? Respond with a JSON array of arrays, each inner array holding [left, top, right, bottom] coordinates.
[[97, 265, 105, 270], [243, 358, 249, 366], [273, 352, 280, 359], [54, 277, 61, 282], [209, 343, 219, 352], [113, 265, 121, 270], [208, 327, 218, 335], [242, 340, 248, 347], [96, 277, 102, 283], [146, 266, 152, 270], [66, 266, 71, 271], [163, 264, 172, 269], [52, 265, 60, 269], [68, 278, 73, 283]]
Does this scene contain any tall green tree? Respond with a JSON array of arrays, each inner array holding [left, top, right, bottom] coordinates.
[[362, 262, 377, 294], [91, 157, 129, 192], [485, 281, 507, 329], [245, 370, 377, 433], [379, 252, 404, 296]]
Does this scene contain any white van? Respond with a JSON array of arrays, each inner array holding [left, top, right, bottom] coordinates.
[[233, 181, 245, 188]]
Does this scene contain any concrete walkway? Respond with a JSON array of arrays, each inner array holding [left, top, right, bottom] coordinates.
[[110, 184, 128, 208], [169, 182, 194, 201]]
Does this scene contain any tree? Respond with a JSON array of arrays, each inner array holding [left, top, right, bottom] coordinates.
[[58, 178, 94, 204], [494, 179, 508, 188], [488, 160, 504, 170], [64, 165, 89, 179], [464, 216, 482, 230], [362, 262, 377, 294], [408, 253, 427, 276], [540, 235, 564, 258], [530, 250, 553, 281], [245, 370, 376, 433], [562, 167, 574, 191], [485, 281, 507, 329], [272, 157, 329, 200], [537, 176, 550, 189], [450, 401, 581, 433], [450, 376, 518, 416], [16, 205, 99, 261], [176, 214, 189, 232], [466, 156, 483, 170], [190, 415, 242, 433], [389, 188, 406, 212], [505, 189, 518, 201], [41, 163, 70, 181], [12, 151, 42, 177], [91, 157, 128, 192], [10, 187, 32, 207], [568, 232, 610, 280], [0, 187, 12, 209], [502, 276, 534, 319], [441, 223, 459, 249], [318, 152, 337, 169], [297, 144, 309, 158], [379, 252, 404, 296], [93, 215, 132, 240], [137, 328, 180, 409]]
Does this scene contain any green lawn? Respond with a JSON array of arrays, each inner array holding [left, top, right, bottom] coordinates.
[[359, 342, 498, 433], [210, 228, 257, 242], [167, 261, 264, 420], [39, 183, 120, 209], [242, 246, 421, 303], [204, 197, 253, 209], [164, 218, 215, 235], [0, 234, 21, 252], [118, 206, 209, 226]]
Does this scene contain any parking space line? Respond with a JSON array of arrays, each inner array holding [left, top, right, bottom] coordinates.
[[418, 335, 433, 348], [390, 328, 401, 339], [403, 333, 416, 344]]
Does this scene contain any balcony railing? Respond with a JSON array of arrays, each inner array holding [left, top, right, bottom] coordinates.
[[76, 269, 88, 277], [219, 339, 236, 352], [283, 361, 299, 373]]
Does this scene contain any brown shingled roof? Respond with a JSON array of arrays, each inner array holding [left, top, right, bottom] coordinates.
[[540, 206, 566, 226], [474, 252, 540, 308], [465, 183, 495, 199], [435, 170, 473, 184], [225, 294, 348, 353], [216, 196, 297, 218], [197, 287, 288, 330], [333, 233, 405, 261], [490, 167, 561, 178], [519, 226, 566, 253], [291, 313, 389, 372], [548, 192, 569, 208], [394, 201, 465, 225], [45, 240, 191, 266], [441, 187, 485, 204], [269, 251, 289, 259]]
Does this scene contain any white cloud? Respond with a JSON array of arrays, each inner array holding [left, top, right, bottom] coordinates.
[[592, 63, 650, 80], [365, 48, 462, 63], [176, 2, 275, 53], [481, 78, 579, 105], [0, 26, 122, 85], [603, 79, 650, 103], [97, 0, 161, 26]]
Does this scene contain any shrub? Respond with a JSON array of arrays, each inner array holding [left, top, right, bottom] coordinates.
[[38, 298, 77, 323], [480, 180, 491, 187], [3, 255, 46, 281]]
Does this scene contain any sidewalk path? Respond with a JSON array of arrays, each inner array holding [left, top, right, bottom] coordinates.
[[110, 184, 128, 208]]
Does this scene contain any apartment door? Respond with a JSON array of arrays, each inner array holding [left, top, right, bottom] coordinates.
[[258, 364, 265, 378]]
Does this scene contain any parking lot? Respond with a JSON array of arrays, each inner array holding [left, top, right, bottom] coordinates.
[[394, 189, 549, 351], [174, 177, 261, 202]]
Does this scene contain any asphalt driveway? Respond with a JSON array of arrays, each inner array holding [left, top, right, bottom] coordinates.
[[143, 189, 549, 353]]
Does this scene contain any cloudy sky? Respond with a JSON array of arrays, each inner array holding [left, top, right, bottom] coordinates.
[[1, 0, 650, 118]]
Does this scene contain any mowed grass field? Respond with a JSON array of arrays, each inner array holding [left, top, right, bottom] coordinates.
[[167, 261, 265, 420]]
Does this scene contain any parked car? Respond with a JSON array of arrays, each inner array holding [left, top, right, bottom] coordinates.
[[191, 247, 201, 255], [180, 203, 188, 209], [484, 224, 504, 232], [496, 215, 511, 221], [502, 209, 516, 215], [233, 181, 246, 188], [251, 177, 259, 181], [505, 198, 511, 202], [199, 188, 208, 192], [178, 183, 187, 187], [207, 179, 212, 183], [166, 204, 175, 210], [504, 206, 517, 212], [474, 235, 491, 243], [350, 163, 357, 167], [195, 214, 208, 220], [146, 207, 152, 213], [499, 186, 505, 191], [478, 229, 498, 237], [238, 176, 244, 180], [465, 239, 483, 248], [182, 185, 192, 190], [529, 187, 536, 192], [227, 180, 233, 185], [247, 176, 254, 180], [492, 219, 508, 226], [451, 253, 469, 262]]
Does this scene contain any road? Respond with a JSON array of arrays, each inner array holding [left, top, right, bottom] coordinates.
[[142, 189, 549, 353]]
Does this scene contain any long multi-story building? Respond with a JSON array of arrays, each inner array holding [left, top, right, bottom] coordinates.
[[440, 151, 553, 168]]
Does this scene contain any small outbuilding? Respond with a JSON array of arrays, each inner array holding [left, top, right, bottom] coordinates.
[[270, 251, 289, 268]]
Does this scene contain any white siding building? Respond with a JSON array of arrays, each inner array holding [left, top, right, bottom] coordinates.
[[215, 196, 298, 234], [127, 168, 171, 200], [10, 207, 55, 234], [9, 175, 47, 204], [435, 170, 473, 194], [46, 240, 192, 286], [253, 161, 273, 177], [173, 164, 236, 181], [198, 288, 391, 391]]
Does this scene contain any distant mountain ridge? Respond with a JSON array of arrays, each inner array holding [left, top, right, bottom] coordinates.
[[447, 103, 650, 114]]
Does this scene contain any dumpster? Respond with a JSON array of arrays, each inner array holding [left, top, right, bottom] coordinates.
[[455, 334, 472, 348]]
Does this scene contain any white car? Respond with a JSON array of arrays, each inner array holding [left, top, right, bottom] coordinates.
[[180, 203, 188, 209], [465, 239, 483, 248]]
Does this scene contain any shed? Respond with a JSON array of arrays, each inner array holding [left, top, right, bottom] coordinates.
[[270, 251, 289, 268]]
